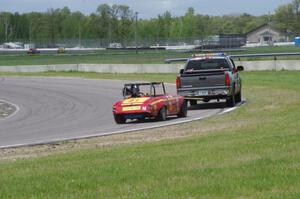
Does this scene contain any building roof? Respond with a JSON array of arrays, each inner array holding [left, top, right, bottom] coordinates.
[[246, 23, 284, 36]]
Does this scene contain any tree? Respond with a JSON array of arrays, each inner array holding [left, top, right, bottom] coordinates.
[[0, 1, 298, 46], [275, 0, 300, 35], [96, 4, 111, 39], [182, 7, 197, 37], [169, 17, 182, 38], [0, 12, 12, 42], [117, 5, 133, 42]]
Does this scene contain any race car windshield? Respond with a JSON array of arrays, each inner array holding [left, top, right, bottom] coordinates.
[[186, 59, 229, 71], [123, 83, 165, 98], [152, 84, 165, 96], [137, 85, 152, 96]]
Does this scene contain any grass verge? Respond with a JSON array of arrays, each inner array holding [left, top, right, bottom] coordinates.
[[0, 71, 300, 198]]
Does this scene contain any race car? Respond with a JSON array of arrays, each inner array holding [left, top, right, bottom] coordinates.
[[27, 48, 40, 55], [112, 82, 187, 124]]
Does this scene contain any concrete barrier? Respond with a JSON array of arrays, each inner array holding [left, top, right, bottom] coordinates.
[[0, 60, 299, 73], [235, 60, 300, 71]]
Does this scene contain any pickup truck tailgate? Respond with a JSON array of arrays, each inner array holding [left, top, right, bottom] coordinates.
[[180, 70, 226, 89]]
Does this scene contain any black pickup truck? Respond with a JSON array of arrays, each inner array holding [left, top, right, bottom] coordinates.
[[176, 53, 244, 107]]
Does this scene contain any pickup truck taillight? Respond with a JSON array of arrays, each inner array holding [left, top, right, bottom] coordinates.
[[176, 76, 181, 89], [225, 72, 231, 87]]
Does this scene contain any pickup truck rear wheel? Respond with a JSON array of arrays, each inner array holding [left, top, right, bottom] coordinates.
[[177, 100, 187, 118], [189, 100, 197, 106], [226, 95, 236, 107], [114, 114, 126, 124], [156, 106, 167, 121], [235, 90, 242, 103]]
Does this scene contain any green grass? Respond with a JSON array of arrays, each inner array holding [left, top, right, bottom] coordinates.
[[0, 46, 300, 66], [1, 71, 300, 198]]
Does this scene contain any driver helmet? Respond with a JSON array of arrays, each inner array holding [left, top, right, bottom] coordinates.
[[131, 84, 140, 97]]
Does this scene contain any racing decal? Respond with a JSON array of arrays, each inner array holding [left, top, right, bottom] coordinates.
[[122, 106, 141, 111], [168, 100, 173, 111], [122, 97, 150, 105], [175, 97, 180, 112], [150, 99, 165, 106], [153, 105, 157, 111], [167, 97, 177, 101], [166, 96, 179, 113]]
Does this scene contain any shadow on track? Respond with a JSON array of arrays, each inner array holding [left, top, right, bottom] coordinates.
[[188, 101, 227, 110]]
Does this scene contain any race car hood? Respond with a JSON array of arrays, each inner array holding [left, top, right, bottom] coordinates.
[[113, 96, 170, 115], [113, 96, 168, 108], [120, 97, 151, 106]]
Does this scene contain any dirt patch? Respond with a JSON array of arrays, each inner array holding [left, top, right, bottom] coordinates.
[[0, 100, 17, 119]]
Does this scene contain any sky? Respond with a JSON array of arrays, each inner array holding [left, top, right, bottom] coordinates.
[[0, 0, 293, 18]]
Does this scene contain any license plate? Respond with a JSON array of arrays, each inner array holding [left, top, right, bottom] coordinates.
[[122, 106, 141, 111], [196, 91, 209, 96]]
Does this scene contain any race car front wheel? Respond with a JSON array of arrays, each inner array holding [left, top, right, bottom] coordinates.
[[114, 114, 126, 124]]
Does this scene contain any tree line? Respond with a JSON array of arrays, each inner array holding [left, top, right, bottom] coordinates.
[[0, 0, 299, 46]]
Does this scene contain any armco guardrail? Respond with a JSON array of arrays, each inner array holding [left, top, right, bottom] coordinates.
[[165, 58, 189, 63], [165, 52, 300, 63], [230, 52, 300, 59]]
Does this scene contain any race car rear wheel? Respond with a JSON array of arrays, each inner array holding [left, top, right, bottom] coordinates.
[[156, 106, 167, 121], [177, 100, 187, 118], [114, 114, 126, 124]]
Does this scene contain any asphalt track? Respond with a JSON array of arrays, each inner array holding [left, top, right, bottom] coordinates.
[[0, 77, 233, 149]]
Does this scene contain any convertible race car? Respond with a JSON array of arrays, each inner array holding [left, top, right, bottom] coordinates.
[[112, 82, 187, 124], [27, 48, 40, 55]]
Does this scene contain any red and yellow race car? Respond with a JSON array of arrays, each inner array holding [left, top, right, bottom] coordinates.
[[112, 82, 187, 124]]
